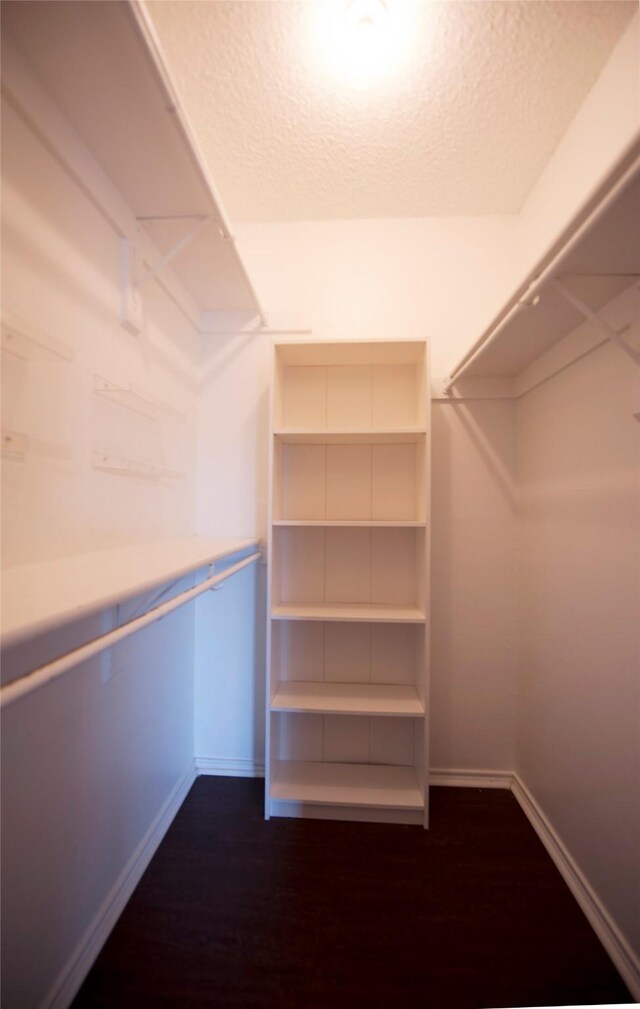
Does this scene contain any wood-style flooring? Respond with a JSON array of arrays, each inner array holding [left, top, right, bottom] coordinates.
[[72, 777, 632, 1008]]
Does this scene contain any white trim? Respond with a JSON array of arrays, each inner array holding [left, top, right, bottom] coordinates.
[[511, 773, 640, 1002], [431, 768, 640, 997], [429, 767, 513, 789], [195, 757, 265, 778], [43, 762, 197, 1009]]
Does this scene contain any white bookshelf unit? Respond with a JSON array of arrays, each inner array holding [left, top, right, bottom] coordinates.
[[266, 340, 431, 827]]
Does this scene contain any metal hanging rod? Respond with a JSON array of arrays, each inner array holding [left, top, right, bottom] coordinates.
[[0, 550, 262, 711]]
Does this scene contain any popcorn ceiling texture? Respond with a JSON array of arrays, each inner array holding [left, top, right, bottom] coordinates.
[[148, 1, 635, 223]]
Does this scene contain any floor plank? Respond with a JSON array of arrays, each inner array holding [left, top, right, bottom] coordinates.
[[72, 778, 632, 1008]]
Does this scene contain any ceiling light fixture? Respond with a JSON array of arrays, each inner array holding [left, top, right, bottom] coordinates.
[[307, 0, 412, 92], [344, 0, 388, 36], [342, 0, 388, 81]]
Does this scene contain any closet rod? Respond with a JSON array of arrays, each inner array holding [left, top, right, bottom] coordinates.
[[443, 137, 640, 392], [0, 550, 261, 711]]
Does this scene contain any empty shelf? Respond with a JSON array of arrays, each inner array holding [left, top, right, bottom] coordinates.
[[2, 1, 263, 317], [2, 536, 259, 647], [93, 376, 182, 420], [271, 603, 426, 623], [271, 761, 424, 810], [272, 681, 424, 717], [274, 429, 426, 445], [1, 320, 73, 362], [455, 166, 640, 380], [272, 519, 427, 528]]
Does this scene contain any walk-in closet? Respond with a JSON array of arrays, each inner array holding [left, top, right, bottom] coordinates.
[[1, 2, 638, 1007]]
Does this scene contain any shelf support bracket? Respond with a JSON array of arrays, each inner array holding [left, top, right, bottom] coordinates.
[[552, 278, 640, 366], [137, 215, 215, 289]]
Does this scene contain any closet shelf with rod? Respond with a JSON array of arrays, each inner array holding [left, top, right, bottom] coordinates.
[[1, 536, 260, 650], [443, 141, 640, 388], [2, 0, 267, 329]]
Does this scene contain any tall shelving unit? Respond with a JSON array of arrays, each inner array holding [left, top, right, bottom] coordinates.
[[266, 341, 430, 827]]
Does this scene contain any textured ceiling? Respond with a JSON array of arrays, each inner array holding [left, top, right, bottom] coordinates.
[[147, 1, 635, 222]]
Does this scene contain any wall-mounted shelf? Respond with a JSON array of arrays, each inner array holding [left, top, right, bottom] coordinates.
[[2, 1, 265, 324], [93, 376, 184, 421], [1, 320, 74, 362], [446, 150, 640, 385], [92, 451, 162, 482], [1, 432, 71, 463], [1, 536, 259, 649], [92, 451, 185, 483]]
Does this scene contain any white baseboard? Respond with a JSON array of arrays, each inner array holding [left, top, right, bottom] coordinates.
[[195, 762, 510, 788], [43, 762, 197, 1009], [511, 773, 640, 1002], [195, 756, 265, 778], [429, 767, 513, 789]]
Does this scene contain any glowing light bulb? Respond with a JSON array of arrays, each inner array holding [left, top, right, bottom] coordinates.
[[305, 0, 416, 93], [343, 0, 388, 82], [344, 0, 387, 34]]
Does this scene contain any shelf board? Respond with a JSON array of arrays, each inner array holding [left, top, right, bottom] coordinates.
[[272, 681, 424, 717], [464, 273, 636, 378], [271, 761, 424, 810], [2, 536, 259, 648], [2, 319, 74, 362], [93, 375, 183, 421], [460, 163, 640, 379], [272, 519, 426, 528], [272, 603, 426, 623], [274, 429, 426, 445], [2, 1, 262, 316], [275, 340, 428, 367]]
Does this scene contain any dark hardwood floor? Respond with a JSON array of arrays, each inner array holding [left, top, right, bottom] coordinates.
[[72, 778, 631, 1009]]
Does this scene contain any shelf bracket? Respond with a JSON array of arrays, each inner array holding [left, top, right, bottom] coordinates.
[[552, 278, 640, 366], [137, 215, 216, 289]]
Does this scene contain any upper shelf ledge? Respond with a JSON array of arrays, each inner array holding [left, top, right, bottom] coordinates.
[[1, 536, 260, 649], [1, 0, 266, 327], [445, 141, 640, 386]]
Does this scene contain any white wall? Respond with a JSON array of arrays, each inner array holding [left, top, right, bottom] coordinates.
[[431, 398, 518, 772], [516, 12, 639, 266], [516, 291, 640, 966], [194, 562, 265, 772], [235, 215, 522, 380], [1, 591, 196, 1009], [1, 85, 199, 1008], [1, 99, 198, 567]]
